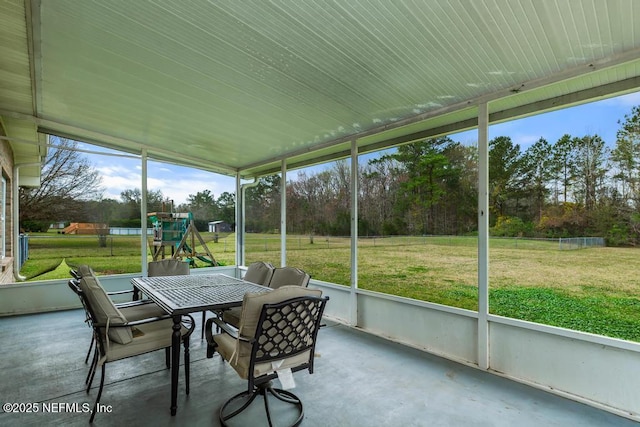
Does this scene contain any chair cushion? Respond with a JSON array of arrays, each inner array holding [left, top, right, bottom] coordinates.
[[214, 331, 311, 380], [268, 267, 310, 289], [221, 306, 242, 328], [148, 259, 190, 277], [77, 264, 94, 278], [105, 318, 189, 362], [120, 302, 167, 321], [238, 286, 322, 339], [79, 273, 133, 345], [243, 262, 275, 286]]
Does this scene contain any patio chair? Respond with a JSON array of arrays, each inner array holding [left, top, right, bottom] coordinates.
[[205, 286, 328, 427], [242, 261, 276, 285], [148, 258, 190, 277], [220, 262, 276, 328], [69, 276, 174, 395], [69, 266, 168, 368], [268, 267, 311, 289], [72, 265, 141, 303], [147, 258, 205, 338], [71, 274, 195, 422]]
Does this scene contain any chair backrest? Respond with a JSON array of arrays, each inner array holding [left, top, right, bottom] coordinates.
[[243, 261, 275, 286], [76, 267, 133, 345], [268, 267, 310, 289], [238, 287, 328, 385], [148, 259, 190, 277]]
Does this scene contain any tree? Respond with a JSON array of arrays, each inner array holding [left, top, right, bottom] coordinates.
[[489, 136, 522, 220], [216, 192, 236, 227], [573, 135, 607, 211], [611, 105, 640, 208], [520, 137, 552, 221], [550, 134, 577, 204], [361, 155, 403, 235], [19, 137, 103, 229], [186, 190, 218, 223], [380, 137, 458, 234], [245, 175, 281, 233], [119, 188, 166, 221]]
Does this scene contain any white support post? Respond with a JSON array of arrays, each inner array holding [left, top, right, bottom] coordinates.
[[350, 140, 359, 327], [477, 103, 490, 370], [281, 160, 287, 267], [235, 174, 243, 267], [12, 162, 41, 281], [141, 149, 148, 276]]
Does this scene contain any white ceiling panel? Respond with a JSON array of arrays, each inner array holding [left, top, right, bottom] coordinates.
[[1, 0, 640, 180]]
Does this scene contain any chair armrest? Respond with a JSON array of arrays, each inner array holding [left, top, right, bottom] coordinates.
[[214, 318, 240, 338], [107, 289, 135, 296], [205, 317, 252, 343], [95, 313, 195, 337], [94, 315, 170, 328], [114, 299, 155, 309]]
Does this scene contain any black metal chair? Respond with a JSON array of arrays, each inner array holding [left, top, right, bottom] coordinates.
[[220, 261, 277, 328], [69, 266, 168, 371], [70, 276, 195, 422], [206, 286, 328, 427]]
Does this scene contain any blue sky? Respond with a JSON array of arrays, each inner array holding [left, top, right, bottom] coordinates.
[[80, 91, 640, 206]]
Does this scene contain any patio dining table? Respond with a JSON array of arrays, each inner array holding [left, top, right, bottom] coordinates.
[[130, 273, 270, 415]]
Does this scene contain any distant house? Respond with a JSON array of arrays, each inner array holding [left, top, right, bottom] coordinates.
[[208, 221, 232, 233]]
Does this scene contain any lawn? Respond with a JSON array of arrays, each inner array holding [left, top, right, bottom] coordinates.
[[20, 232, 640, 342]]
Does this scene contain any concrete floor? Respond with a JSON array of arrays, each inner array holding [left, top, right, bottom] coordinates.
[[0, 309, 636, 427]]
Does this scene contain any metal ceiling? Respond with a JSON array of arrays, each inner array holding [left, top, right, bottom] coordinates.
[[2, 0, 640, 181]]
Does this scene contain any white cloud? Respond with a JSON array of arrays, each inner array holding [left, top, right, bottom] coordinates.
[[95, 158, 235, 204]]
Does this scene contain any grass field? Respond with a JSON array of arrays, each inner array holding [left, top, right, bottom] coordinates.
[[20, 232, 640, 342]]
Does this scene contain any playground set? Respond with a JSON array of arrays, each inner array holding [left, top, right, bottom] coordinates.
[[148, 211, 217, 267]]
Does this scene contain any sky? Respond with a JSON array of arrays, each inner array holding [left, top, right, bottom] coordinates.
[[77, 91, 640, 206]]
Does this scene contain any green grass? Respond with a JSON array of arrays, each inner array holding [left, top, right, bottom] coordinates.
[[19, 232, 640, 342]]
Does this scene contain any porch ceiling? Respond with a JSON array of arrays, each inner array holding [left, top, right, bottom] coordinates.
[[1, 1, 640, 181]]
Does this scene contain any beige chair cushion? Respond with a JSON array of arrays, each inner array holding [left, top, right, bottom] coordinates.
[[215, 332, 311, 379], [221, 306, 242, 328], [148, 259, 190, 277], [120, 302, 166, 321], [243, 261, 275, 286], [238, 286, 322, 341], [215, 286, 322, 379], [79, 273, 133, 345], [77, 264, 94, 278], [105, 318, 189, 362], [268, 267, 311, 289]]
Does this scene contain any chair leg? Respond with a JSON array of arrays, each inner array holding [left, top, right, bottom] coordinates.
[[165, 347, 170, 369], [219, 384, 304, 427], [85, 335, 94, 364], [183, 336, 191, 395], [220, 390, 260, 425], [86, 347, 98, 391], [204, 317, 218, 358], [201, 311, 206, 340], [89, 364, 106, 423]]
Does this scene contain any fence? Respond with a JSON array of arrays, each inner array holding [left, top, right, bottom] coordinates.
[[239, 234, 606, 253], [109, 227, 154, 236], [558, 237, 605, 250]]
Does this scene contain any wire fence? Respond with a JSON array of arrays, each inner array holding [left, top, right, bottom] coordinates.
[[239, 234, 606, 253]]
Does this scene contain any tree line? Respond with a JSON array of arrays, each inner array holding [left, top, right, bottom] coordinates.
[[19, 105, 640, 245], [247, 105, 640, 246]]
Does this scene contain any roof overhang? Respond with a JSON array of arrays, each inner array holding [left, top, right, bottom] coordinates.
[[1, 0, 640, 181]]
